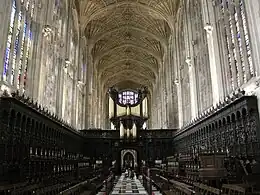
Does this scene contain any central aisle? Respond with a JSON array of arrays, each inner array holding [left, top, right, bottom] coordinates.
[[111, 173, 148, 195]]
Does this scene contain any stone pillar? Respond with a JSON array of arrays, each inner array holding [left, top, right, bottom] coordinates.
[[0, 0, 12, 85], [28, 19, 44, 100], [56, 63, 64, 118], [37, 36, 49, 105], [185, 57, 198, 119], [204, 25, 223, 104], [72, 71, 77, 127], [86, 43, 94, 128], [201, 0, 224, 104], [92, 71, 98, 128], [175, 79, 183, 128], [161, 61, 168, 128], [183, 5, 198, 119], [0, 0, 13, 96], [165, 46, 173, 128]]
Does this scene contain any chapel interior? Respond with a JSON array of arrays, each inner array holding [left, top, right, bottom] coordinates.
[[1, 0, 260, 194]]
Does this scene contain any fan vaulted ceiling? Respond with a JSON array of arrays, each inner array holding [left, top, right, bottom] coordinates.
[[78, 0, 180, 90]]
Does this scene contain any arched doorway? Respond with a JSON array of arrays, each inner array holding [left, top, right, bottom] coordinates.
[[123, 152, 134, 168], [113, 147, 143, 175], [121, 149, 137, 169]]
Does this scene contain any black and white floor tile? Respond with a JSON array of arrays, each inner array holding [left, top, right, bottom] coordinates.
[[111, 173, 147, 195]]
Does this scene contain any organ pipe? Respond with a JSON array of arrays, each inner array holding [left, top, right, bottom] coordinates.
[[127, 129, 130, 138], [126, 106, 130, 116], [120, 122, 124, 138], [133, 123, 137, 138]]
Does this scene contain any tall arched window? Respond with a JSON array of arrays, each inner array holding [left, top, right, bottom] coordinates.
[[3, 0, 16, 82], [217, 0, 254, 93], [118, 90, 139, 105], [3, 0, 35, 93]]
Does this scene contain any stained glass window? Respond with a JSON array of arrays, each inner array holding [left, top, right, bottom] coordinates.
[[11, 11, 22, 85], [17, 19, 27, 89], [3, 0, 34, 92], [23, 29, 32, 92], [240, 0, 254, 76], [218, 0, 254, 92], [30, 1, 35, 18], [118, 90, 139, 105], [3, 0, 16, 82], [26, 0, 30, 11]]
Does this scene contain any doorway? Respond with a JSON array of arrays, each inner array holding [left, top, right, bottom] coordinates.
[[121, 149, 137, 170]]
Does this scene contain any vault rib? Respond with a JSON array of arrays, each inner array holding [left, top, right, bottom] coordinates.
[[94, 43, 162, 66]]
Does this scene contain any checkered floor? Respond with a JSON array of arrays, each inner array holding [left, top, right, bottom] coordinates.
[[111, 173, 148, 195]]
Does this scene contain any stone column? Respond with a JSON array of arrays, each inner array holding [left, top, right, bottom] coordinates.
[[175, 79, 183, 128], [72, 70, 77, 127], [86, 43, 94, 128], [92, 72, 98, 128], [185, 57, 198, 119], [204, 25, 223, 104], [56, 62, 64, 118], [161, 62, 167, 128], [35, 0, 52, 105], [183, 6, 198, 119], [0, 0, 15, 96], [201, 0, 224, 103], [27, 19, 44, 99], [0, 0, 12, 85], [165, 47, 173, 128]]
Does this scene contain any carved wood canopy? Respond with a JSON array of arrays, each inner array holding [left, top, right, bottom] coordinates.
[[79, 0, 180, 90]]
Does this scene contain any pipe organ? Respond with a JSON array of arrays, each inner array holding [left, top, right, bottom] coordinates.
[[108, 87, 149, 140]]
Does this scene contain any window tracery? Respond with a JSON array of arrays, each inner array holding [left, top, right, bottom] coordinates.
[[217, 0, 254, 93], [3, 0, 34, 93], [3, 0, 16, 82], [118, 90, 139, 105]]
